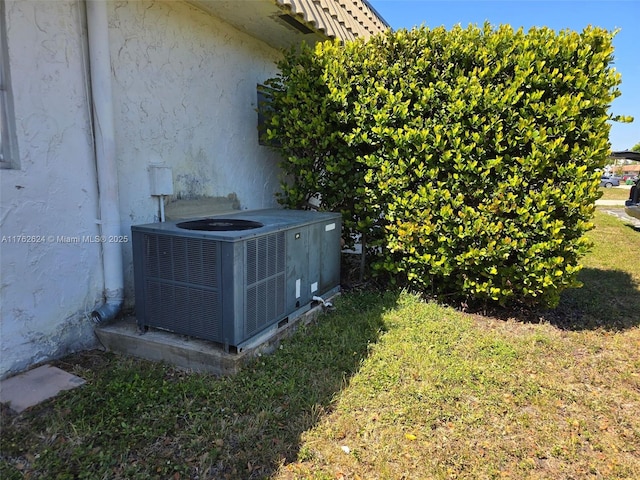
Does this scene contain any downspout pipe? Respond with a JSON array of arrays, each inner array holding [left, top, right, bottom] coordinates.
[[86, 0, 123, 323]]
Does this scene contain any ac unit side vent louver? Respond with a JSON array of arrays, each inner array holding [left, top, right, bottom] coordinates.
[[245, 232, 286, 336]]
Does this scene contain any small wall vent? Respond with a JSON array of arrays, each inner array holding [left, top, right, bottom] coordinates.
[[272, 13, 315, 34]]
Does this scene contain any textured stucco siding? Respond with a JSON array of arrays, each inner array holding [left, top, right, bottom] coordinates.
[[109, 0, 284, 300], [1, 0, 104, 378], [0, 0, 285, 378]]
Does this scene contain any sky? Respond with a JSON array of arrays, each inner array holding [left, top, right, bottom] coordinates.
[[367, 0, 640, 152]]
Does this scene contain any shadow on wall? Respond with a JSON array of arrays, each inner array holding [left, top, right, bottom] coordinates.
[[164, 193, 241, 220]]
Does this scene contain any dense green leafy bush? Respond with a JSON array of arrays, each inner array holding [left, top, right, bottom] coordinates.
[[263, 25, 622, 307]]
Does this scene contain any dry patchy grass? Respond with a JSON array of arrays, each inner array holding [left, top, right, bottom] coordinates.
[[1, 213, 639, 480], [277, 212, 640, 480], [598, 186, 633, 201], [278, 299, 640, 479]]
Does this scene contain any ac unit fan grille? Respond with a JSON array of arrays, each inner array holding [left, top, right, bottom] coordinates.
[[144, 234, 219, 287], [142, 234, 222, 341], [145, 281, 221, 340]]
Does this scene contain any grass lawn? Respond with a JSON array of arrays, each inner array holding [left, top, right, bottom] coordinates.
[[1, 212, 639, 479], [598, 186, 633, 201]]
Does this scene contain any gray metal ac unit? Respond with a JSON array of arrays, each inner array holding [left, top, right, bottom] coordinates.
[[131, 209, 341, 351]]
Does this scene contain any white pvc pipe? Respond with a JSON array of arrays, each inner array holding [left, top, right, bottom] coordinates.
[[86, 0, 123, 322], [159, 195, 165, 222]]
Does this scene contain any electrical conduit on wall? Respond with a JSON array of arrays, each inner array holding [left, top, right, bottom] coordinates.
[[85, 0, 123, 322]]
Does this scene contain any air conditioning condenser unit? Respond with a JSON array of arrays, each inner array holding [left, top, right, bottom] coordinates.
[[131, 209, 341, 351]]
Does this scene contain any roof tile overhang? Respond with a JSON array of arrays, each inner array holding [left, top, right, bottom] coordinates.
[[611, 151, 640, 162], [276, 0, 389, 42], [187, 0, 389, 49]]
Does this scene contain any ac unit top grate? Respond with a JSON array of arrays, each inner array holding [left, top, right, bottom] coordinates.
[[132, 208, 341, 242]]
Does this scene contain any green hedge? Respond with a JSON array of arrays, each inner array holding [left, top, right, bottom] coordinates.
[[263, 25, 622, 307]]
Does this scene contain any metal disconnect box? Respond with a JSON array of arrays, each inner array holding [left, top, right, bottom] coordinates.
[[131, 209, 341, 351]]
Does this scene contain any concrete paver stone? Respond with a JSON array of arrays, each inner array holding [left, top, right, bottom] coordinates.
[[0, 364, 85, 413]]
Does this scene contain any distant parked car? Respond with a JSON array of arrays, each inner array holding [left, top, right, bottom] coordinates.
[[625, 179, 640, 220], [600, 175, 621, 188]]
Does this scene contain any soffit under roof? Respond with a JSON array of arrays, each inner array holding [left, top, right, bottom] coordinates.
[[276, 0, 388, 42], [187, 0, 388, 49]]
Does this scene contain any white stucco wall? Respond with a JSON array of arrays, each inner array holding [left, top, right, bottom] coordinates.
[[1, 0, 104, 378], [0, 0, 286, 378], [109, 0, 284, 300]]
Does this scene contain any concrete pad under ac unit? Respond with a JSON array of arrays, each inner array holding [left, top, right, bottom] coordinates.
[[94, 293, 338, 376]]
